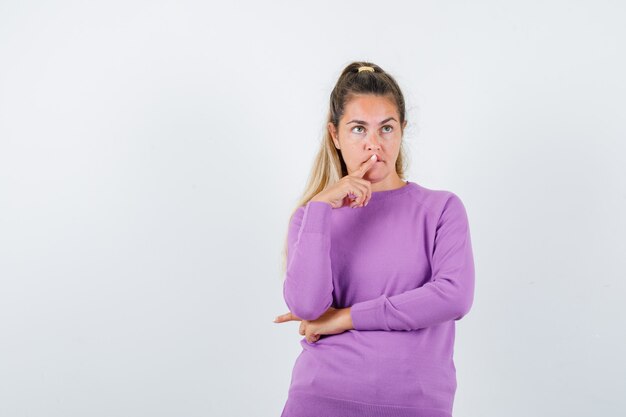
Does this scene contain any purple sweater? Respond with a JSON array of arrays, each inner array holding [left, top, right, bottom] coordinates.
[[280, 180, 475, 417]]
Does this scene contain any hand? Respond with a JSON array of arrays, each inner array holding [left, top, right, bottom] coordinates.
[[273, 306, 354, 344], [311, 154, 378, 209]]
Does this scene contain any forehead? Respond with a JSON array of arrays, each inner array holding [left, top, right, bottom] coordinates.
[[342, 94, 398, 121]]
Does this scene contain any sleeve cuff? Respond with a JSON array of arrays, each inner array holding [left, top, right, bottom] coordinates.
[[300, 200, 332, 233], [350, 295, 386, 331]]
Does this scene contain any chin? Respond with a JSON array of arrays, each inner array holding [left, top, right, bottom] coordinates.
[[364, 171, 387, 182]]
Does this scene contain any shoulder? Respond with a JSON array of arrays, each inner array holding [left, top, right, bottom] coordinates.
[[409, 182, 468, 218], [288, 200, 329, 228]]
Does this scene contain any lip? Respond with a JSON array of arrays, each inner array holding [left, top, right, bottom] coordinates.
[[366, 155, 385, 162]]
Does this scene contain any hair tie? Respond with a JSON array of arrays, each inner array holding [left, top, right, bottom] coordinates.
[[357, 66, 375, 73]]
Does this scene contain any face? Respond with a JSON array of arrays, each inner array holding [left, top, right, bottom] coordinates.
[[328, 94, 407, 183]]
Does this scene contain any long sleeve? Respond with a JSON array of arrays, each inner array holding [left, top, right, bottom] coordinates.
[[350, 193, 475, 331], [282, 200, 334, 321]]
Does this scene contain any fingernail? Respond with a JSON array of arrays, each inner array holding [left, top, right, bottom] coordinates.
[[370, 154, 376, 160]]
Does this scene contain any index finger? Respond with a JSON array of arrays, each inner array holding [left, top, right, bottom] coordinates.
[[354, 154, 378, 178]]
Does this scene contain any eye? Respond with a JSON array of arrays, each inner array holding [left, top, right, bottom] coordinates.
[[351, 126, 365, 134], [382, 125, 393, 133]]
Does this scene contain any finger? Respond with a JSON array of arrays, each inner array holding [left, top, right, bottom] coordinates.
[[348, 183, 365, 208], [354, 154, 378, 178], [350, 178, 372, 207], [273, 312, 299, 323], [299, 321, 305, 336], [273, 313, 288, 323], [348, 183, 368, 208], [307, 332, 320, 344], [363, 182, 372, 206]]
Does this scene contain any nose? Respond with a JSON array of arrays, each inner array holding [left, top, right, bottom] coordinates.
[[366, 132, 381, 150]]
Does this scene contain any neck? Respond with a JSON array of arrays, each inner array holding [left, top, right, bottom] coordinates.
[[368, 173, 407, 192]]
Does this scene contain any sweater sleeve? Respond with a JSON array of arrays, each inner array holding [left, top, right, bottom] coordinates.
[[282, 200, 334, 321], [350, 193, 475, 331]]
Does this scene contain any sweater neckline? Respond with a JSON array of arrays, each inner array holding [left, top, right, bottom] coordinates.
[[369, 180, 413, 201]]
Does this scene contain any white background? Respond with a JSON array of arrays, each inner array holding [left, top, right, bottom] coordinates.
[[1, 1, 625, 416]]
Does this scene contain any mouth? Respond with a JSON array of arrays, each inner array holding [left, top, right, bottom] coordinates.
[[366, 155, 385, 163]]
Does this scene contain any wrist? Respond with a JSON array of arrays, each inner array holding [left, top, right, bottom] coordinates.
[[343, 307, 354, 330]]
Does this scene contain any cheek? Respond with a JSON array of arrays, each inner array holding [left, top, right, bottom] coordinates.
[[341, 145, 361, 162], [384, 139, 401, 153]]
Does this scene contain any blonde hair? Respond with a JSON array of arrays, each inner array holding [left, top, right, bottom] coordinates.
[[280, 61, 410, 276]]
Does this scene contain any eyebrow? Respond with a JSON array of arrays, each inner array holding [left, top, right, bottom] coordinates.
[[346, 117, 397, 125]]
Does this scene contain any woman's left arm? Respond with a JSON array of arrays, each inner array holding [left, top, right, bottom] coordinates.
[[349, 193, 475, 331]]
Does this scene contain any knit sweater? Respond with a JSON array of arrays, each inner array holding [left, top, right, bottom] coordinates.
[[280, 180, 475, 417]]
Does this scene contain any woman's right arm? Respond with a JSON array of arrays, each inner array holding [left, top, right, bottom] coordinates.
[[282, 200, 334, 321]]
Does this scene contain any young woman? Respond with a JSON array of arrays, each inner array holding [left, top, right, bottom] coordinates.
[[274, 61, 475, 417]]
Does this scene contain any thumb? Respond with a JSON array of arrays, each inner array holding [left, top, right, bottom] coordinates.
[[354, 154, 378, 178]]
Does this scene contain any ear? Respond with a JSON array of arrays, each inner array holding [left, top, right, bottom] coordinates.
[[328, 122, 340, 149], [402, 120, 407, 130]]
